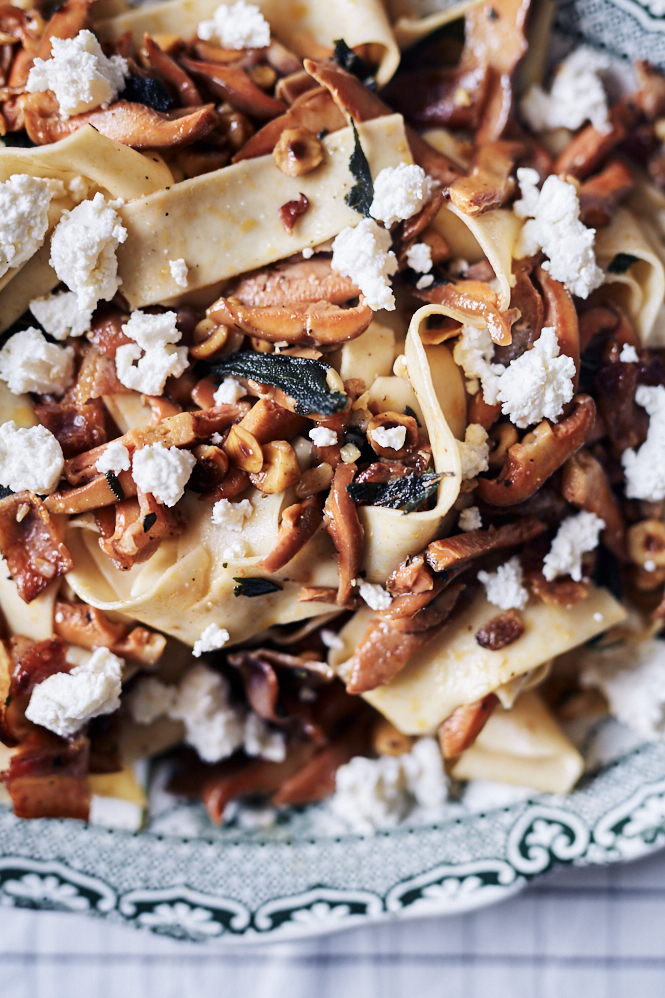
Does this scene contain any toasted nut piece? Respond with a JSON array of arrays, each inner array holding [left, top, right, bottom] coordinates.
[[627, 519, 665, 568], [488, 421, 518, 470], [250, 336, 275, 353], [239, 398, 308, 443], [189, 323, 230, 360], [189, 444, 229, 492], [273, 127, 324, 176], [367, 411, 418, 457], [193, 317, 217, 342], [295, 461, 334, 498], [218, 110, 255, 151], [249, 64, 277, 90], [225, 425, 264, 473], [372, 717, 414, 757], [250, 439, 301, 493]]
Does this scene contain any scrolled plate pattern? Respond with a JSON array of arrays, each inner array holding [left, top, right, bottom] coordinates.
[[1, 743, 665, 941]]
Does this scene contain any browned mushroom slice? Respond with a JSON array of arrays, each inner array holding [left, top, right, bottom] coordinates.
[[324, 462, 364, 606], [233, 86, 346, 161], [594, 359, 648, 459], [53, 600, 126, 648], [207, 296, 373, 347], [449, 140, 522, 216], [258, 495, 323, 573], [387, 552, 435, 595], [438, 693, 498, 759], [417, 279, 518, 346], [238, 398, 308, 444], [98, 491, 185, 571], [200, 465, 250, 503], [144, 34, 202, 106], [493, 257, 543, 366], [426, 517, 546, 573], [553, 102, 636, 180], [476, 394, 596, 507], [227, 257, 360, 307], [34, 399, 107, 461], [537, 266, 580, 391], [24, 99, 218, 149], [578, 159, 633, 228], [561, 449, 627, 559], [381, 64, 490, 130], [634, 61, 665, 119], [521, 546, 589, 607], [179, 57, 286, 119], [36, 0, 92, 60], [345, 583, 464, 694], [0, 493, 73, 604], [297, 585, 344, 603], [475, 609, 525, 650], [45, 470, 137, 515]]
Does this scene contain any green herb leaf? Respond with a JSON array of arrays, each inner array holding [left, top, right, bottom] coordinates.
[[143, 512, 157, 533], [333, 38, 374, 88], [347, 471, 446, 514], [210, 352, 348, 416], [608, 253, 639, 274], [105, 471, 125, 501], [233, 577, 284, 597], [0, 485, 13, 500], [404, 406, 421, 427], [345, 119, 373, 218]]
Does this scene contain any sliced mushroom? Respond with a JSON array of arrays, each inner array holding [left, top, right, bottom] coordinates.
[[438, 693, 498, 759], [98, 491, 185, 571], [493, 257, 543, 365], [226, 257, 360, 308], [46, 471, 137, 515], [323, 461, 364, 606], [426, 516, 546, 573], [207, 296, 373, 347], [553, 102, 636, 180], [257, 495, 323, 572], [35, 398, 107, 460], [144, 34, 202, 107], [476, 395, 596, 507], [561, 448, 626, 559], [0, 492, 74, 603], [449, 140, 522, 216], [179, 57, 286, 119], [578, 159, 633, 228], [537, 266, 580, 392], [417, 278, 518, 346], [386, 552, 435, 595], [37, 0, 92, 60], [233, 86, 346, 161], [381, 64, 490, 131], [238, 398, 309, 444], [249, 439, 300, 493]]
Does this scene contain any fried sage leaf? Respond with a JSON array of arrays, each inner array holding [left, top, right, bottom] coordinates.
[[607, 253, 639, 274], [211, 352, 348, 416], [345, 119, 373, 218], [347, 471, 446, 514], [333, 38, 375, 88], [233, 577, 284, 597], [105, 471, 124, 501]]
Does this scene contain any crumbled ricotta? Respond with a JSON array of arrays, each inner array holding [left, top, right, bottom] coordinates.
[[309, 425, 338, 447], [26, 29, 128, 117], [29, 290, 93, 340], [192, 623, 230, 658], [620, 343, 639, 363], [115, 309, 188, 396], [406, 241, 433, 275], [478, 555, 529, 610], [622, 385, 665, 502], [222, 539, 248, 560], [197, 1, 270, 48], [521, 46, 610, 135], [0, 421, 63, 493], [213, 377, 245, 405], [359, 581, 392, 611], [542, 510, 605, 581], [96, 441, 130, 477], [211, 497, 253, 530], [457, 423, 489, 480], [453, 323, 505, 403], [581, 639, 665, 740], [458, 505, 482, 532], [50, 193, 128, 311], [131, 443, 196, 507], [370, 424, 407, 451], [331, 218, 398, 312], [369, 164, 437, 229], [243, 711, 286, 762], [169, 664, 245, 763], [320, 628, 345, 650], [330, 737, 447, 833], [25, 647, 123, 739], [515, 170, 604, 299], [0, 174, 53, 280], [169, 257, 188, 288], [0, 327, 74, 395], [127, 676, 178, 725], [496, 326, 576, 428]]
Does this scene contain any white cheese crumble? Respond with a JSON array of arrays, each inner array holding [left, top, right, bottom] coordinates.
[[621, 385, 665, 501], [330, 737, 447, 833], [25, 647, 123, 738], [619, 343, 639, 363], [26, 29, 128, 118], [458, 505, 482, 532], [358, 581, 392, 611], [406, 240, 433, 275], [29, 290, 93, 340], [477, 555, 529, 610], [0, 327, 74, 395], [95, 440, 130, 476], [320, 628, 345, 650], [452, 323, 505, 403], [542, 510, 605, 582], [131, 443, 196, 507], [309, 425, 338, 447], [192, 623, 230, 658], [581, 639, 665, 740], [521, 46, 610, 135], [370, 424, 407, 451], [211, 497, 253, 530], [50, 193, 128, 311], [243, 711, 286, 763], [115, 309, 188, 396], [222, 539, 248, 560], [197, 1, 270, 48], [515, 170, 604, 299], [0, 421, 64, 493], [331, 218, 398, 312], [213, 377, 245, 405], [369, 163, 437, 229], [0, 174, 52, 280], [168, 257, 188, 288], [497, 326, 576, 428], [127, 675, 178, 725], [457, 423, 489, 480]]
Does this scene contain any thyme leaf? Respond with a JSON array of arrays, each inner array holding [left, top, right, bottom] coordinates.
[[105, 471, 125, 501], [143, 512, 157, 533], [333, 38, 375, 88], [608, 253, 639, 274], [347, 471, 446, 514], [210, 352, 348, 416], [345, 119, 373, 217], [233, 578, 284, 597]]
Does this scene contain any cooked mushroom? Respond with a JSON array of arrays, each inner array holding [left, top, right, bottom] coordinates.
[[438, 693, 498, 759], [179, 57, 286, 119], [323, 462, 364, 606], [99, 491, 185, 571], [207, 296, 373, 347], [417, 278, 518, 346], [449, 140, 522, 216], [537, 266, 580, 391], [0, 493, 74, 603], [144, 34, 202, 107], [233, 86, 346, 161], [426, 516, 546, 573], [578, 159, 633, 228], [227, 257, 360, 308], [561, 448, 626, 559]]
